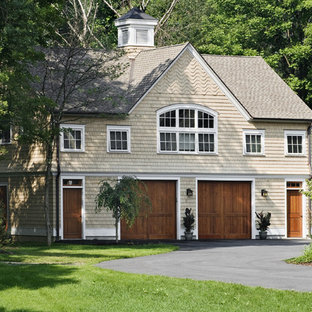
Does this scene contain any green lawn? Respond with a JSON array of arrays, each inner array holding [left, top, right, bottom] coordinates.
[[0, 243, 312, 312], [0, 243, 177, 265], [286, 242, 312, 265]]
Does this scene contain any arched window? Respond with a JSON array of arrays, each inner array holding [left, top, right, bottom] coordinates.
[[157, 104, 218, 154]]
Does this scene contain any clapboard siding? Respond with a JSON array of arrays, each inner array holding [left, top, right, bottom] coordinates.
[[84, 176, 115, 229], [8, 175, 54, 236]]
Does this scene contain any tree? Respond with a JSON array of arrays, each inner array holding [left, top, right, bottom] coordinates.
[[12, 46, 123, 246], [95, 176, 151, 243], [0, 0, 125, 246]]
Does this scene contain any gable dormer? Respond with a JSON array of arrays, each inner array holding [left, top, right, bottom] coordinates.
[[115, 7, 158, 49]]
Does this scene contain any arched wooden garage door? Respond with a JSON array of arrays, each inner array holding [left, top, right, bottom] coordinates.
[[121, 180, 176, 240], [198, 181, 251, 239]]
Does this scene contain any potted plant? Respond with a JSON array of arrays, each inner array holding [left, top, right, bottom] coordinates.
[[255, 211, 271, 239], [183, 208, 195, 240]]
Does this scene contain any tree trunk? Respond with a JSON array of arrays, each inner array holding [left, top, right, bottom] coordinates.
[[115, 218, 119, 244], [44, 141, 53, 247]]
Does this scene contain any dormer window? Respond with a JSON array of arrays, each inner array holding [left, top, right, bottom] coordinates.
[[157, 104, 218, 154]]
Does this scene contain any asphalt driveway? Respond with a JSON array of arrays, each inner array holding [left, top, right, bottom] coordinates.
[[97, 240, 312, 292]]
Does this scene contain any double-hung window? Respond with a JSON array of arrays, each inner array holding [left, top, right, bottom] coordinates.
[[60, 124, 85, 152], [284, 130, 305, 156], [107, 125, 131, 153], [243, 130, 265, 155], [158, 105, 218, 154]]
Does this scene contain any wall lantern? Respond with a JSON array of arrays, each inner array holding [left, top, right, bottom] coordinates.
[[186, 188, 193, 196], [261, 189, 268, 197]]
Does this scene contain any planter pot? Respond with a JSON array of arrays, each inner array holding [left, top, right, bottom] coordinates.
[[184, 232, 193, 241], [259, 231, 267, 240]]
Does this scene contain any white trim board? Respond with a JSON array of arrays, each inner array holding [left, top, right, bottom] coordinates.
[[56, 172, 311, 179]]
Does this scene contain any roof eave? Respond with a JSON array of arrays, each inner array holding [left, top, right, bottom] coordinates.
[[251, 117, 312, 123]]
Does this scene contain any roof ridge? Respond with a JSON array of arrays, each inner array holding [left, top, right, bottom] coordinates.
[[137, 42, 189, 55], [202, 54, 261, 58]]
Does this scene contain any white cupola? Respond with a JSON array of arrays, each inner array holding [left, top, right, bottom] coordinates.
[[115, 7, 158, 49]]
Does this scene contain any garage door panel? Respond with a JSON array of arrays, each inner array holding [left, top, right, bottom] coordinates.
[[122, 216, 147, 239], [199, 181, 251, 239], [224, 216, 250, 239], [198, 216, 223, 239], [121, 181, 176, 240]]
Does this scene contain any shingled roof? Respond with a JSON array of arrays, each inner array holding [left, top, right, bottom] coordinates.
[[36, 43, 312, 120], [203, 54, 312, 120], [116, 7, 157, 21]]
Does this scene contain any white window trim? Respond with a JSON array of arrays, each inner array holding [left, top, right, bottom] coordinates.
[[243, 129, 265, 155], [284, 130, 306, 156], [157, 104, 218, 155], [107, 125, 131, 153], [0, 126, 12, 145], [60, 124, 85, 152]]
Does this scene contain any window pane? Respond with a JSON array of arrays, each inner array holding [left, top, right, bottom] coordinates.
[[160, 111, 175, 127], [199, 133, 214, 152], [76, 140, 81, 150], [179, 133, 195, 151], [75, 130, 81, 140], [179, 109, 195, 128], [245, 134, 262, 154], [287, 135, 303, 154], [160, 132, 176, 151], [116, 140, 121, 150], [198, 111, 214, 129], [64, 140, 69, 149], [109, 129, 129, 151]]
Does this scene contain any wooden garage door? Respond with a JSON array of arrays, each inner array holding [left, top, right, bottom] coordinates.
[[198, 181, 251, 239], [121, 180, 176, 240]]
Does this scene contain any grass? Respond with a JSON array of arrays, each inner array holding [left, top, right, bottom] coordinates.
[[286, 242, 312, 265], [0, 243, 312, 312], [0, 243, 177, 265]]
